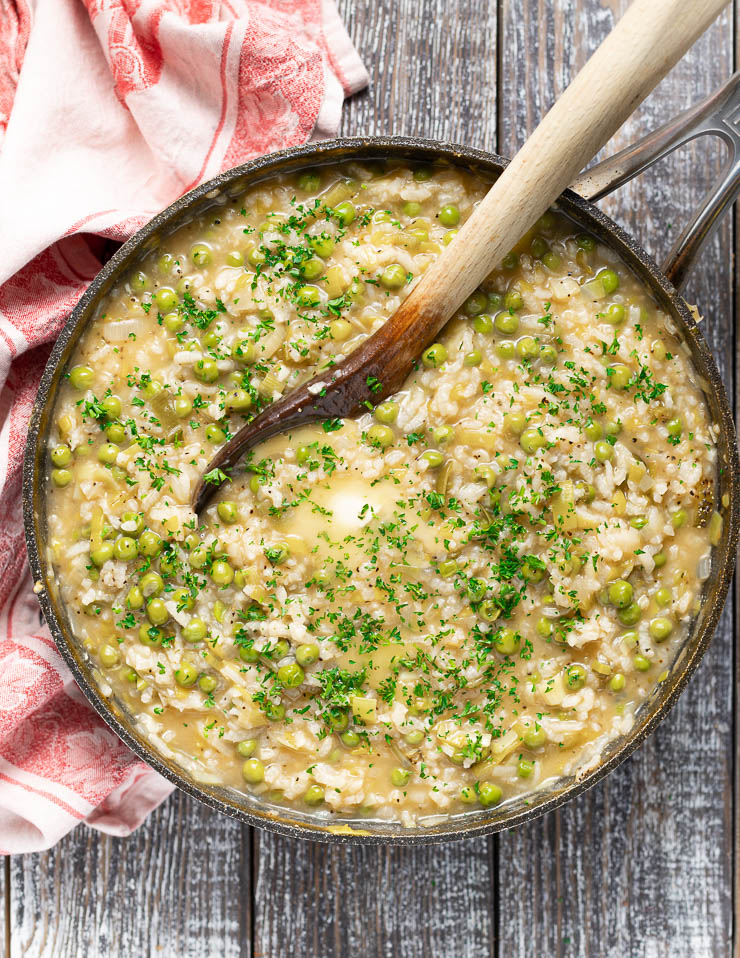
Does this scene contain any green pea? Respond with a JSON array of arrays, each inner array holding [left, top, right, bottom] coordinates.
[[432, 425, 455, 444], [478, 782, 502, 807], [634, 654, 651, 672], [367, 424, 394, 448], [341, 730, 361, 748], [379, 264, 407, 290], [402, 200, 422, 217], [51, 468, 73, 488], [530, 236, 548, 259], [438, 204, 460, 227], [605, 420, 622, 438], [181, 617, 206, 643], [242, 758, 265, 784], [138, 530, 162, 557], [504, 290, 523, 311], [391, 767, 411, 787], [224, 388, 252, 412], [467, 577, 487, 601], [518, 760, 535, 779], [477, 599, 498, 623], [576, 234, 595, 251], [217, 501, 238, 524], [142, 379, 163, 400], [649, 616, 673, 642], [465, 291, 488, 316], [211, 559, 234, 586], [98, 395, 121, 420], [146, 598, 169, 626], [194, 358, 219, 383], [460, 786, 477, 804], [239, 645, 259, 664], [672, 508, 688, 529], [494, 311, 519, 335], [90, 542, 114, 567], [205, 424, 226, 444], [584, 420, 603, 441], [113, 536, 137, 561], [655, 587, 671, 607], [473, 313, 494, 334], [296, 445, 311, 465], [162, 311, 183, 333], [523, 725, 546, 748], [298, 171, 321, 192], [333, 201, 356, 226], [69, 365, 94, 391], [97, 442, 118, 465], [516, 336, 538, 360], [543, 251, 561, 271], [487, 292, 503, 310], [404, 730, 425, 747], [565, 664, 587, 690], [278, 662, 304, 688], [599, 269, 620, 294], [237, 739, 258, 758], [374, 401, 398, 424], [309, 233, 334, 258], [175, 662, 198, 687], [50, 444, 72, 467], [303, 785, 325, 806], [223, 250, 244, 267], [247, 246, 265, 268], [232, 339, 256, 365], [608, 579, 633, 609], [171, 587, 194, 612], [594, 440, 613, 463], [155, 287, 178, 312], [605, 303, 625, 325], [297, 285, 321, 308], [665, 417, 683, 439], [189, 242, 211, 267], [104, 422, 126, 444], [265, 543, 289, 566], [266, 703, 286, 722], [420, 450, 444, 467], [506, 411, 526, 435], [99, 643, 120, 668], [138, 624, 161, 646], [495, 340, 514, 360], [539, 345, 558, 365], [188, 545, 208, 570], [296, 643, 319, 667], [198, 675, 217, 694], [607, 363, 631, 390], [536, 616, 553, 638], [519, 427, 545, 454], [653, 552, 667, 568], [126, 586, 144, 610], [413, 167, 432, 182], [494, 628, 520, 656], [422, 343, 447, 368], [300, 256, 324, 280], [618, 602, 642, 626], [610, 673, 626, 692]]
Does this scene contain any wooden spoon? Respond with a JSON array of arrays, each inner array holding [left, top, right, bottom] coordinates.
[[193, 0, 728, 512]]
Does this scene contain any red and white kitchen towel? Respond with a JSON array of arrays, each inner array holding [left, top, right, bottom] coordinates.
[[0, 0, 367, 854]]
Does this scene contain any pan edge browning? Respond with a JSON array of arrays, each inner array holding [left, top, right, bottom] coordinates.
[[23, 138, 740, 844]]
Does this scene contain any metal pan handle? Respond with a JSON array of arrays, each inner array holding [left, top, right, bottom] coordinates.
[[571, 71, 740, 290]]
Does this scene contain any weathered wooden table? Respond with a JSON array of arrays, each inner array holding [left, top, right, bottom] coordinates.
[[5, 1, 737, 954]]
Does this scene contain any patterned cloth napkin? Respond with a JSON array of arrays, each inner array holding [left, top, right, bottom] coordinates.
[[0, 0, 367, 854]]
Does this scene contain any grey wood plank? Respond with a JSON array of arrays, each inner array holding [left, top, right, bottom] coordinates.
[[8, 790, 250, 958], [250, 3, 499, 957], [496, 3, 735, 957], [253, 832, 494, 958]]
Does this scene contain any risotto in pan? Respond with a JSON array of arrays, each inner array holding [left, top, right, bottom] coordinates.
[[44, 160, 721, 825]]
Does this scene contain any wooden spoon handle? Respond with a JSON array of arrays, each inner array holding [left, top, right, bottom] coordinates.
[[193, 0, 727, 511]]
